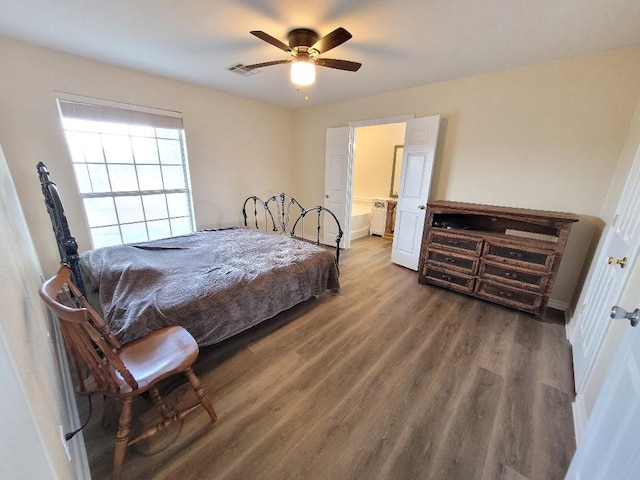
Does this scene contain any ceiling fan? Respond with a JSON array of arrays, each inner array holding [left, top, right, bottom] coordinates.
[[244, 27, 362, 86]]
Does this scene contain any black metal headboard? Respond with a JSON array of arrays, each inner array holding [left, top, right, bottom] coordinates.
[[242, 193, 344, 268], [37, 162, 86, 295]]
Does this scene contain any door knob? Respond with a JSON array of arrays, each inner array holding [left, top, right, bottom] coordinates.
[[610, 306, 640, 327], [608, 256, 628, 268], [418, 205, 426, 210]]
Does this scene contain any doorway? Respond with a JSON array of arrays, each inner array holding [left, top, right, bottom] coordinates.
[[341, 115, 413, 250], [351, 122, 407, 244], [324, 114, 441, 270]]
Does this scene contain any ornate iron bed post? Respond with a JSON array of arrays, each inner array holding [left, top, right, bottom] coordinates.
[[291, 206, 343, 271], [279, 193, 287, 233], [37, 162, 86, 296], [267, 193, 304, 235], [321, 206, 343, 270], [242, 195, 278, 232]]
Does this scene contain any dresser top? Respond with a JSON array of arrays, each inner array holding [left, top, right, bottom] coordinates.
[[429, 200, 579, 223]]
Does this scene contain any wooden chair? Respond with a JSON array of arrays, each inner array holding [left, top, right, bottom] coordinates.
[[39, 265, 217, 479]]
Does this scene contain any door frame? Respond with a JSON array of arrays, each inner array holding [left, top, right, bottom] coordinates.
[[569, 142, 640, 440], [339, 115, 414, 248]]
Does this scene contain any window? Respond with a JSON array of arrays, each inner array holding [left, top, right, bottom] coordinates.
[[57, 97, 195, 248]]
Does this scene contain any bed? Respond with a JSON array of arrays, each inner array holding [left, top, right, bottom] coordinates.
[[37, 162, 343, 347]]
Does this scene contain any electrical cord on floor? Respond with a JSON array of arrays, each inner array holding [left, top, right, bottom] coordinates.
[[65, 395, 92, 441]]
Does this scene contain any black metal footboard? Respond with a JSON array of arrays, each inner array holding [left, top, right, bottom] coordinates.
[[242, 193, 343, 268]]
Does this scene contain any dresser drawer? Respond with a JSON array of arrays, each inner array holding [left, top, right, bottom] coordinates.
[[474, 281, 542, 313], [423, 265, 475, 293], [483, 240, 554, 270], [429, 230, 483, 255], [427, 249, 478, 274], [478, 261, 548, 292]]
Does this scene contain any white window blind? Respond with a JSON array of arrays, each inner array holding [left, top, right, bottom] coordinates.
[[58, 100, 184, 130]]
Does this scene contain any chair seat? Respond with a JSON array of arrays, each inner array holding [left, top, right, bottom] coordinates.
[[120, 325, 200, 393], [83, 326, 200, 395]]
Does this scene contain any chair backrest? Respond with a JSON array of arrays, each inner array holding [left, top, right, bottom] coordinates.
[[39, 265, 139, 395]]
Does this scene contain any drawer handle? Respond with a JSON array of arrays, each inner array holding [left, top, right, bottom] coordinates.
[[444, 257, 456, 263], [498, 291, 513, 298], [505, 272, 518, 279], [441, 274, 452, 281], [508, 251, 523, 258], [447, 240, 459, 245]]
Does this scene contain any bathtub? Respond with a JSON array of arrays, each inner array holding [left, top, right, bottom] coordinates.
[[350, 199, 372, 240]]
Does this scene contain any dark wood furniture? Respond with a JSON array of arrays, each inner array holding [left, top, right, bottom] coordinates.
[[384, 200, 397, 237], [418, 201, 578, 317], [39, 265, 218, 479]]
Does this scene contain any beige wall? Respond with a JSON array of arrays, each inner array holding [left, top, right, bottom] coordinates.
[[292, 46, 640, 307], [0, 146, 82, 479], [0, 36, 294, 279], [353, 123, 406, 199]]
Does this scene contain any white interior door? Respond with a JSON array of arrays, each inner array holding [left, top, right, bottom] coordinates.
[[323, 127, 352, 248], [571, 145, 640, 397], [391, 115, 441, 270], [565, 301, 640, 480]]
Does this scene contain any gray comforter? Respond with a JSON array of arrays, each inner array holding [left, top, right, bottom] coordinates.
[[80, 228, 340, 346]]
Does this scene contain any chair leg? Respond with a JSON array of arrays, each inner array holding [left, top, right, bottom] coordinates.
[[113, 396, 133, 479], [149, 386, 173, 419], [184, 367, 217, 422]]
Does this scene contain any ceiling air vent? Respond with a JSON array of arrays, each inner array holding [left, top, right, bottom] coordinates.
[[226, 64, 258, 77]]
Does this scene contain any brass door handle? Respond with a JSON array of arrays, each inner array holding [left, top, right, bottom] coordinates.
[[418, 205, 426, 210], [608, 256, 628, 268]]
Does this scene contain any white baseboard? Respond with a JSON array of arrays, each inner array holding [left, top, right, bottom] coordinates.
[[548, 298, 568, 312], [49, 311, 91, 479], [572, 394, 588, 445], [547, 298, 574, 340], [351, 227, 370, 240]]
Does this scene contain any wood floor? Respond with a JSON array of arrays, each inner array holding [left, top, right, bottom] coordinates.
[[81, 235, 576, 480]]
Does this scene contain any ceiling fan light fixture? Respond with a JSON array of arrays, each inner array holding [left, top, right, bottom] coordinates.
[[291, 59, 316, 87]]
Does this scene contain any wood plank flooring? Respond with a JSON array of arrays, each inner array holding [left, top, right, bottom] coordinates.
[[80, 235, 576, 480]]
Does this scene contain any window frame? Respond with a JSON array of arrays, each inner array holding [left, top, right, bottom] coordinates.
[[56, 94, 196, 248]]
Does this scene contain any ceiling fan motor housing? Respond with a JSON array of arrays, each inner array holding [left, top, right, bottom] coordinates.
[[288, 29, 319, 50]]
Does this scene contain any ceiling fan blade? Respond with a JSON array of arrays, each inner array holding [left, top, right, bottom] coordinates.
[[310, 27, 352, 54], [315, 58, 362, 72], [243, 59, 292, 70], [250, 31, 292, 53]]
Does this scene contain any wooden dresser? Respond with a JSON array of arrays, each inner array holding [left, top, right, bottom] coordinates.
[[418, 201, 578, 317]]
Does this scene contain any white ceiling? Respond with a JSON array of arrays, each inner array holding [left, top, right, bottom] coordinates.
[[2, 0, 640, 109]]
